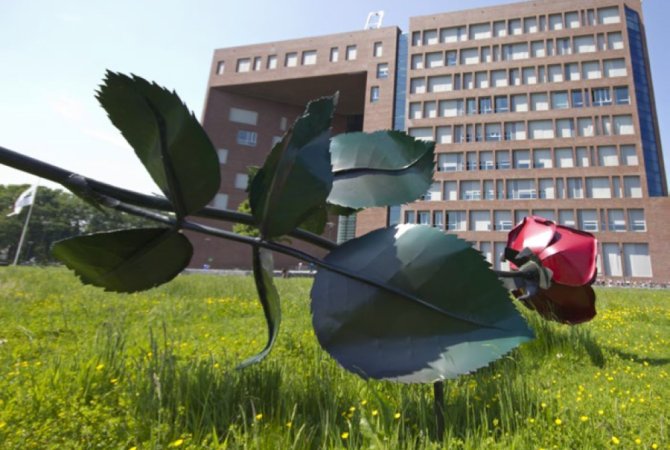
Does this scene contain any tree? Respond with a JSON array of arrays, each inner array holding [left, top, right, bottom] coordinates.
[[0, 184, 151, 264]]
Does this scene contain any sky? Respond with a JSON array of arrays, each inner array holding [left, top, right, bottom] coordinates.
[[1, 0, 669, 194]]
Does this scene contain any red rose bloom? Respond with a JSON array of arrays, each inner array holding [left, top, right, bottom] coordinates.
[[506, 216, 598, 324]]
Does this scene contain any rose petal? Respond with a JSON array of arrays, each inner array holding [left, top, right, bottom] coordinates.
[[539, 226, 597, 286], [507, 216, 556, 255], [520, 283, 596, 325]]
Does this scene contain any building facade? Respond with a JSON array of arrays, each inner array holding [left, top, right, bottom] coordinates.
[[194, 0, 670, 283]]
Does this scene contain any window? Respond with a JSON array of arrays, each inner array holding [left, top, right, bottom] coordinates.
[[370, 86, 380, 103], [285, 52, 298, 67], [565, 63, 580, 81], [444, 181, 458, 200], [608, 32, 624, 50], [433, 211, 444, 229], [423, 29, 438, 45], [509, 18, 522, 35], [566, 178, 582, 199], [557, 37, 571, 55], [376, 63, 389, 79], [330, 47, 339, 62], [409, 127, 433, 142], [530, 41, 545, 58], [621, 145, 638, 166], [216, 61, 225, 74], [577, 118, 594, 137], [582, 61, 601, 79], [212, 193, 228, 211], [217, 149, 228, 164], [628, 209, 646, 231], [346, 45, 357, 60], [460, 181, 481, 200], [428, 75, 452, 92], [598, 146, 618, 166], [496, 151, 510, 170], [491, 70, 507, 88], [511, 94, 528, 112], [566, 11, 580, 28], [302, 50, 317, 65], [426, 52, 444, 68], [480, 151, 494, 170], [495, 96, 509, 113], [624, 176, 642, 198], [551, 91, 569, 109], [236, 58, 251, 72], [579, 209, 598, 231], [556, 149, 575, 168], [267, 55, 277, 69], [534, 149, 552, 168], [466, 98, 476, 115], [410, 78, 426, 94], [461, 48, 479, 65], [470, 211, 491, 231], [614, 115, 634, 135], [513, 150, 531, 169], [586, 177, 611, 198], [445, 50, 457, 66], [373, 41, 383, 57], [604, 59, 626, 77], [524, 17, 538, 33], [574, 35, 596, 53], [622, 244, 653, 278], [548, 65, 563, 82], [528, 120, 554, 139], [479, 97, 492, 114], [404, 211, 416, 224], [234, 173, 249, 190], [598, 7, 620, 25], [614, 86, 630, 105], [493, 21, 506, 37], [592, 88, 612, 106], [236, 130, 257, 147], [572, 90, 584, 108], [607, 209, 625, 231], [485, 123, 501, 141], [411, 54, 423, 70], [438, 153, 463, 172], [447, 211, 466, 231], [556, 119, 574, 138], [229, 107, 258, 126], [603, 243, 623, 276], [505, 122, 525, 140], [425, 101, 438, 118], [549, 14, 563, 30], [530, 93, 549, 111], [507, 179, 536, 199], [494, 210, 513, 231], [469, 23, 491, 40], [418, 211, 431, 225]]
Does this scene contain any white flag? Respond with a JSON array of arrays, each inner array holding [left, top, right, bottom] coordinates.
[[7, 186, 37, 217]]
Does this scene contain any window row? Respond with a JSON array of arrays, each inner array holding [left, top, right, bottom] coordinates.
[[435, 144, 638, 172], [421, 175, 642, 202], [409, 59, 627, 94], [403, 207, 646, 234], [411, 32, 623, 69], [409, 114, 635, 143], [411, 7, 620, 46], [216, 41, 385, 74], [409, 86, 630, 119]]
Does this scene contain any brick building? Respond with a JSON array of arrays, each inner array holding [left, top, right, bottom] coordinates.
[[192, 0, 670, 283]]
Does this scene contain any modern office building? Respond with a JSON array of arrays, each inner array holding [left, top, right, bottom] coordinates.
[[192, 0, 670, 283]]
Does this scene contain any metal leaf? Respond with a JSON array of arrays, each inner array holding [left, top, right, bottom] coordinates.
[[311, 225, 533, 383], [327, 131, 435, 209], [96, 71, 220, 217], [250, 96, 335, 239], [52, 228, 192, 293], [238, 247, 282, 368]]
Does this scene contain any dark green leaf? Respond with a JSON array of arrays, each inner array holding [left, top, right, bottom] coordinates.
[[52, 228, 192, 293], [250, 96, 336, 239], [238, 247, 281, 368], [96, 71, 220, 216], [298, 205, 328, 235], [327, 131, 435, 209], [311, 225, 533, 383]]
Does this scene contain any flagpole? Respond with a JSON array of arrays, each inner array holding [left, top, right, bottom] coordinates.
[[12, 184, 39, 265]]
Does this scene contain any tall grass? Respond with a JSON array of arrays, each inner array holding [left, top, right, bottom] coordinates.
[[0, 267, 668, 449]]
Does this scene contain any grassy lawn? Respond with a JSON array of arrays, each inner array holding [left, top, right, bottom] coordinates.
[[0, 266, 668, 449]]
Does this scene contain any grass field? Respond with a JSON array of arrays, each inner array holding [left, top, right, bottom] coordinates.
[[0, 267, 668, 449]]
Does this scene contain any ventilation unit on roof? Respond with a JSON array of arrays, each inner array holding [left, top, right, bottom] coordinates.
[[365, 11, 384, 29]]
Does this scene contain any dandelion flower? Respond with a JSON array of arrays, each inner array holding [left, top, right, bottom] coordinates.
[[255, 413, 263, 421], [634, 438, 642, 445], [598, 409, 604, 415], [580, 416, 589, 422], [611, 436, 620, 445], [168, 439, 184, 447], [286, 421, 292, 428], [394, 412, 401, 420], [341, 432, 349, 439], [554, 418, 562, 425], [95, 364, 105, 371], [372, 410, 379, 417]]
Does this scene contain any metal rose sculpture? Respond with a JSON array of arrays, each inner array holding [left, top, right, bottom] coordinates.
[[502, 216, 598, 324]]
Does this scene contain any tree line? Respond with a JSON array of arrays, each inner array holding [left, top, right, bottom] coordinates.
[[0, 184, 151, 264]]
